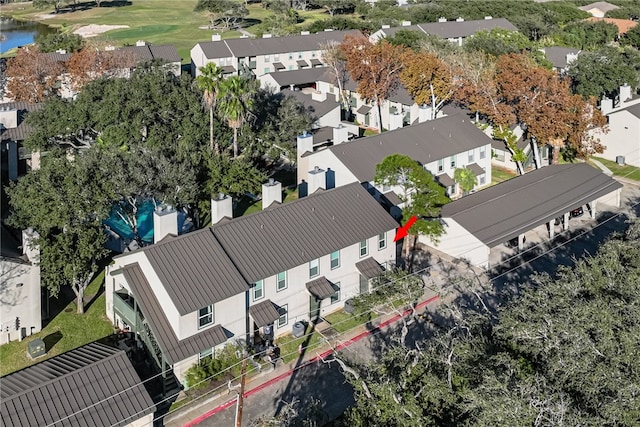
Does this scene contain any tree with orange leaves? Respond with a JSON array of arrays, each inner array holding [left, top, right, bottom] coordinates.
[[66, 44, 137, 93], [5, 45, 65, 103], [340, 35, 406, 133]]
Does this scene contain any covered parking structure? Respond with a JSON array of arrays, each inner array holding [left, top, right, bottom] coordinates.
[[421, 163, 623, 268]]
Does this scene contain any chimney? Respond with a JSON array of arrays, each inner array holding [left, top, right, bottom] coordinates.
[[382, 24, 391, 29], [311, 90, 326, 102], [105, 45, 116, 51], [262, 178, 282, 209], [456, 17, 464, 22], [55, 48, 66, 54], [136, 40, 146, 46], [401, 21, 411, 26], [484, 16, 492, 20], [600, 97, 613, 115], [332, 124, 348, 145], [438, 17, 447, 22], [262, 33, 272, 38], [22, 228, 40, 263], [297, 131, 314, 183], [211, 193, 233, 224], [153, 205, 178, 243], [308, 166, 326, 194], [0, 107, 18, 129], [619, 84, 632, 106], [389, 112, 403, 131], [301, 31, 310, 35], [418, 104, 432, 123]]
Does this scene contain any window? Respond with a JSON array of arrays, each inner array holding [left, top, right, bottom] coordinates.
[[264, 55, 270, 63], [331, 282, 341, 304], [437, 159, 444, 173], [277, 304, 288, 327], [253, 280, 264, 301], [359, 240, 368, 257], [274, 54, 280, 61], [277, 271, 287, 291], [378, 232, 387, 250], [480, 146, 486, 159], [479, 174, 486, 185], [450, 155, 456, 168], [468, 150, 474, 163], [311, 51, 316, 58], [198, 305, 214, 329], [199, 347, 213, 361], [494, 150, 505, 162], [330, 250, 340, 269], [288, 65, 293, 71], [264, 67, 270, 74], [298, 52, 303, 59], [309, 259, 319, 278], [288, 53, 293, 60]]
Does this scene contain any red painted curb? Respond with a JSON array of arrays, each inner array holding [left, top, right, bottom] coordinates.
[[183, 295, 440, 426]]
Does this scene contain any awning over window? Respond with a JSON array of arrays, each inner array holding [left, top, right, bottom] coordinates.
[[310, 58, 323, 66], [436, 173, 455, 187], [355, 257, 385, 280], [221, 65, 236, 75], [297, 60, 309, 67], [273, 62, 285, 70], [249, 299, 280, 327], [357, 105, 372, 115], [306, 277, 335, 299], [383, 191, 403, 206], [466, 163, 486, 176]]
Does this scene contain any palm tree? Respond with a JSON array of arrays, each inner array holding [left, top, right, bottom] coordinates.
[[218, 76, 254, 158], [195, 63, 224, 155]]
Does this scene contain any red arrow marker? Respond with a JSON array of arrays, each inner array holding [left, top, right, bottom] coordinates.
[[394, 215, 418, 242]]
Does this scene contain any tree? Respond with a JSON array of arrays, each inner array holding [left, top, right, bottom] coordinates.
[[196, 63, 225, 155], [453, 168, 477, 195], [622, 23, 640, 48], [567, 46, 640, 99], [559, 20, 618, 50], [205, 154, 266, 199], [33, 0, 68, 14], [320, 40, 349, 111], [218, 76, 255, 158], [463, 28, 532, 57], [374, 154, 449, 261], [195, 0, 248, 30], [312, 0, 355, 17], [5, 45, 65, 102], [66, 44, 136, 93], [400, 50, 456, 120], [385, 29, 428, 51], [340, 35, 406, 133], [36, 32, 84, 53]]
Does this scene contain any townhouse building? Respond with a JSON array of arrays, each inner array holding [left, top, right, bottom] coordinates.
[[105, 182, 398, 385]]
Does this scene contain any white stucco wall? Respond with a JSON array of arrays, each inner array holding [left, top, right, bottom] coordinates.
[[595, 110, 640, 168], [317, 105, 341, 128], [0, 259, 41, 345], [178, 292, 246, 340], [420, 217, 490, 268], [300, 147, 359, 187]]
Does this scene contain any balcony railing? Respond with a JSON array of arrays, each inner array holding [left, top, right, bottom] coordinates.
[[113, 292, 138, 329]]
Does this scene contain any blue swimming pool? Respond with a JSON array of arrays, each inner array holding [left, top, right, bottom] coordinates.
[[103, 200, 156, 244]]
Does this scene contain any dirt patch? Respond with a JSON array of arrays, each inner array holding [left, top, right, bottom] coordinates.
[[73, 24, 129, 38]]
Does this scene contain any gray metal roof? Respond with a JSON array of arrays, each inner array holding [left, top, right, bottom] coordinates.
[[436, 173, 455, 187], [306, 276, 335, 299], [441, 163, 623, 247], [266, 67, 329, 87], [382, 191, 403, 206], [578, 2, 619, 12], [281, 88, 339, 121], [356, 105, 372, 114], [148, 45, 181, 62], [212, 182, 399, 283], [0, 342, 155, 427], [197, 30, 360, 59], [297, 59, 309, 67], [121, 263, 229, 364], [542, 46, 581, 69], [380, 18, 517, 39], [329, 114, 493, 182], [355, 257, 385, 280], [249, 299, 280, 327], [618, 103, 640, 119], [142, 228, 248, 315], [273, 62, 285, 70], [466, 163, 485, 176]]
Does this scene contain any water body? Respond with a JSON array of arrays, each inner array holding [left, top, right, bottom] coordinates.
[[0, 18, 57, 54]]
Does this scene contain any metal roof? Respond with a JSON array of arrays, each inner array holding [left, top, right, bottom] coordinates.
[[121, 263, 229, 364], [281, 88, 340, 121], [0, 342, 155, 427], [249, 299, 280, 327], [297, 59, 309, 67], [355, 257, 385, 280], [329, 114, 493, 183], [382, 191, 403, 206], [441, 163, 623, 247], [356, 105, 372, 114], [306, 276, 335, 299], [273, 62, 285, 70], [578, 1, 619, 12], [618, 103, 640, 119], [379, 18, 517, 39], [542, 46, 581, 69], [142, 228, 248, 315], [266, 67, 329, 87], [310, 58, 323, 66], [436, 173, 455, 187], [212, 182, 399, 283], [466, 163, 486, 176]]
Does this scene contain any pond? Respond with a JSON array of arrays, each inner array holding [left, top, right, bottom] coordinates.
[[0, 18, 57, 54]]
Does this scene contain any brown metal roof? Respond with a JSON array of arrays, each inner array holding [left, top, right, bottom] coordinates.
[[0, 342, 155, 427], [142, 228, 248, 315], [441, 163, 623, 247], [297, 59, 309, 67], [306, 276, 335, 299], [329, 115, 493, 183], [436, 173, 455, 187], [355, 257, 385, 280], [213, 182, 399, 283], [249, 299, 280, 327], [121, 263, 229, 364], [466, 163, 486, 176]]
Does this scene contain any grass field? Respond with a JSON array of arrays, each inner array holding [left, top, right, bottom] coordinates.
[[1, 1, 338, 63], [0, 270, 113, 376], [590, 157, 640, 181], [491, 166, 517, 185]]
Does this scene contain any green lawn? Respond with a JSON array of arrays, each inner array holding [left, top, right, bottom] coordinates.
[[491, 166, 517, 185], [0, 270, 113, 376], [590, 157, 640, 181], [275, 324, 326, 364], [324, 309, 370, 334]]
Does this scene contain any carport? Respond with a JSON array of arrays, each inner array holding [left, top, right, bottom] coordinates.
[[421, 163, 623, 268]]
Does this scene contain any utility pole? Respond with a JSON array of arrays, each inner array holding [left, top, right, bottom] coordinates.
[[235, 353, 248, 427]]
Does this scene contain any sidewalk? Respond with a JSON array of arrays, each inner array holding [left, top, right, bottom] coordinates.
[[163, 288, 441, 427]]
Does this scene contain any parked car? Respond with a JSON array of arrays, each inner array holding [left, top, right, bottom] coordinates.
[[570, 207, 584, 218]]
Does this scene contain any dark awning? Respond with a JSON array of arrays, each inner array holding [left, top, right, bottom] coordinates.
[[466, 163, 486, 176], [356, 257, 385, 280], [383, 191, 403, 206], [310, 58, 323, 66], [436, 173, 455, 187], [306, 277, 335, 299], [357, 105, 372, 115], [221, 65, 236, 75], [249, 299, 280, 327], [297, 59, 309, 67], [273, 62, 285, 70]]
